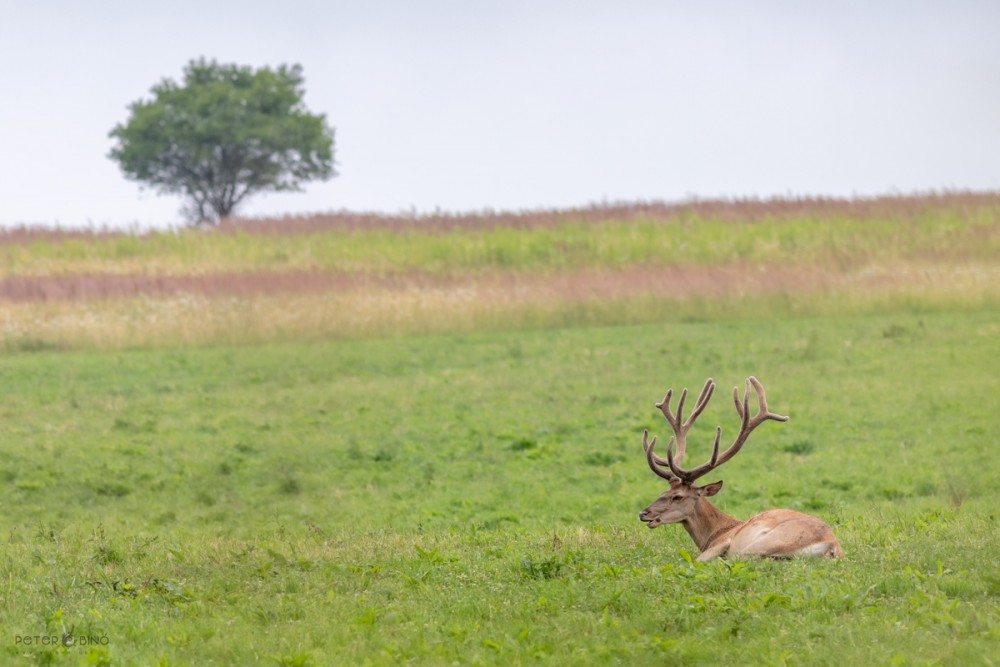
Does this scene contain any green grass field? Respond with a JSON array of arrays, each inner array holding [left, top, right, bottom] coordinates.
[[1, 197, 999, 665]]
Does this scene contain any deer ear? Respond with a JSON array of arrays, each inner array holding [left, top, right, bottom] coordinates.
[[698, 480, 724, 497]]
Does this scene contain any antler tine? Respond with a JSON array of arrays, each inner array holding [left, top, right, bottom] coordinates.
[[706, 427, 722, 466], [643, 430, 679, 482], [684, 379, 715, 429], [654, 388, 672, 412], [703, 376, 789, 472], [655, 388, 685, 429], [741, 378, 752, 427], [642, 428, 668, 463], [646, 435, 675, 467], [747, 376, 789, 423]]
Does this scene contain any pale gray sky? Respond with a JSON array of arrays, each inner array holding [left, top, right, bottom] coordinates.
[[1, 1, 998, 228]]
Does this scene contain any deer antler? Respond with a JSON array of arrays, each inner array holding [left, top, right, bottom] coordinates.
[[644, 377, 788, 484], [643, 378, 715, 483]]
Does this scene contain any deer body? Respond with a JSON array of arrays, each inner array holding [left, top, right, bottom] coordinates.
[[638, 377, 843, 561], [696, 507, 842, 561]]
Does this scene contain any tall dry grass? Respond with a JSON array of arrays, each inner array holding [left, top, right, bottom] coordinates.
[[2, 260, 996, 350]]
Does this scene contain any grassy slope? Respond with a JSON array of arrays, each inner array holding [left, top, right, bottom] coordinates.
[[1, 306, 998, 665], [3, 200, 998, 277]]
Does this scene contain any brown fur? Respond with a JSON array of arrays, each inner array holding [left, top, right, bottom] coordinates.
[[639, 483, 843, 561]]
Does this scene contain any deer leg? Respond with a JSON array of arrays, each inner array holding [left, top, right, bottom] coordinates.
[[695, 539, 731, 562]]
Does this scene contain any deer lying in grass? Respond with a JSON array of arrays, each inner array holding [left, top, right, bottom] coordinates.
[[638, 377, 843, 561]]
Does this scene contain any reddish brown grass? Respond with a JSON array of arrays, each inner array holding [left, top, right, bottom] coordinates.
[[2, 191, 997, 245], [219, 191, 1000, 236], [0, 263, 921, 304]]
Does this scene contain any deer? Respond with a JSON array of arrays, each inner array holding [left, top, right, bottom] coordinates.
[[638, 376, 843, 561]]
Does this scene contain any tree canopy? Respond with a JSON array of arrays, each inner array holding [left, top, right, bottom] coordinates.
[[109, 58, 336, 224]]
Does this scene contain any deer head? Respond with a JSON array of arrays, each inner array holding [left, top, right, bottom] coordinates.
[[638, 377, 788, 529]]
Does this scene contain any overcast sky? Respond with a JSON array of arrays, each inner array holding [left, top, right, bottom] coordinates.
[[1, 0, 998, 228]]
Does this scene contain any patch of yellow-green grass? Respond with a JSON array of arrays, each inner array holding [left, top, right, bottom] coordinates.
[[2, 202, 997, 278]]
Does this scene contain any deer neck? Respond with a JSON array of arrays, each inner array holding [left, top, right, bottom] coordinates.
[[681, 498, 743, 553]]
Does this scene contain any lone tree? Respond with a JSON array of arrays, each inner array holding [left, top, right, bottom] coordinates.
[[109, 58, 336, 224]]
